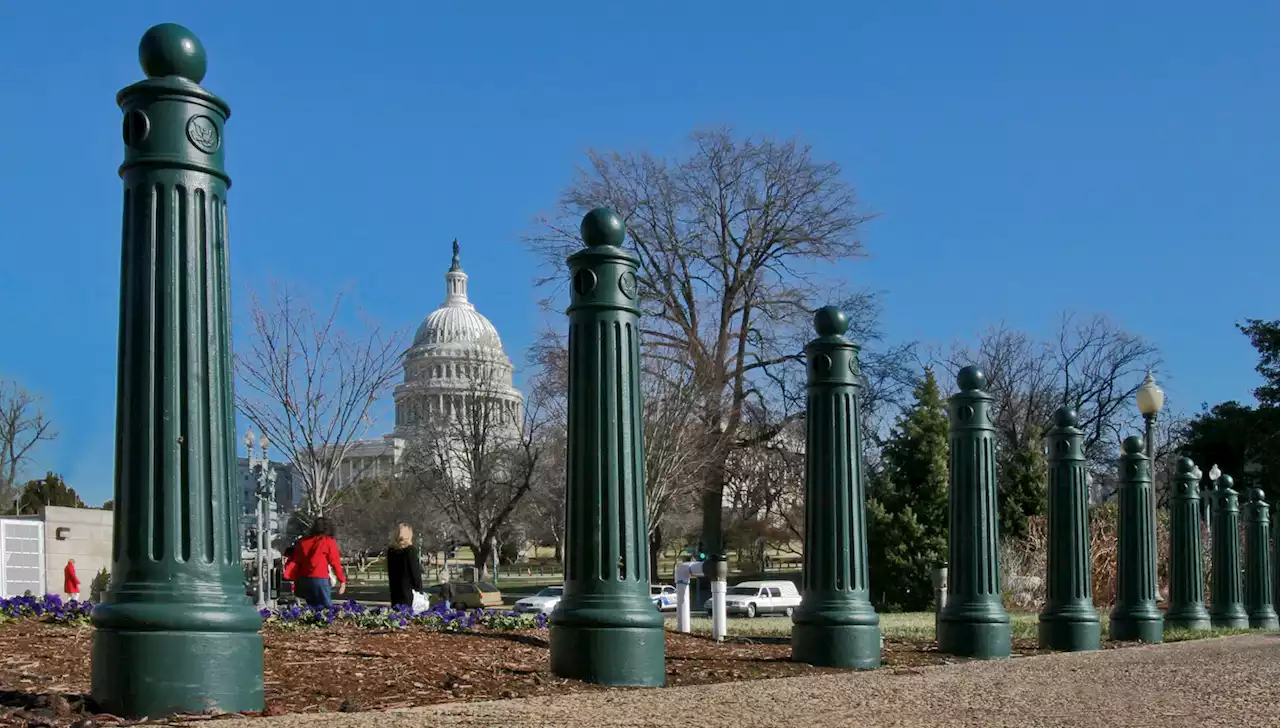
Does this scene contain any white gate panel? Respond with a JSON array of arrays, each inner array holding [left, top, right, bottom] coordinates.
[[0, 520, 46, 598]]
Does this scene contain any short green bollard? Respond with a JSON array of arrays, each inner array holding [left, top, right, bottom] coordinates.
[[791, 307, 881, 669], [549, 208, 665, 686], [1038, 407, 1100, 651], [91, 24, 264, 717], [1109, 436, 1163, 642], [1243, 488, 1278, 629], [937, 366, 1011, 659], [1210, 474, 1249, 629], [1165, 458, 1211, 631]]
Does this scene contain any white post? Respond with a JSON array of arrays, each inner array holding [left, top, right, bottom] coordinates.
[[675, 561, 703, 633], [711, 577, 727, 642]]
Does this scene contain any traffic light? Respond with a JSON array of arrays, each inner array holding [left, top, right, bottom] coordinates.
[[695, 541, 706, 560]]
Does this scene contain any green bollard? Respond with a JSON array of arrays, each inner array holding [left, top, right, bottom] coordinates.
[[1038, 407, 1100, 651], [91, 24, 264, 717], [1109, 436, 1163, 642], [791, 307, 881, 669], [1243, 488, 1278, 629], [549, 208, 665, 686], [1165, 458, 1211, 630], [1209, 474, 1249, 628], [937, 366, 1011, 659]]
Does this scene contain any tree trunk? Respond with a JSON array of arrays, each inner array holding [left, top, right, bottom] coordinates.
[[553, 539, 563, 565], [649, 525, 663, 583], [473, 538, 496, 581]]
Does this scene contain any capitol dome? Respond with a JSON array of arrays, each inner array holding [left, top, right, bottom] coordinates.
[[393, 241, 523, 436]]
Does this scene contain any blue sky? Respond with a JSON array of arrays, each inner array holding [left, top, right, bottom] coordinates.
[[1, 2, 1276, 505]]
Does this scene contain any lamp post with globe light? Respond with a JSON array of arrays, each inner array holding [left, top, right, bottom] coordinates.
[[244, 430, 277, 610], [1136, 373, 1165, 526], [1205, 464, 1221, 542]]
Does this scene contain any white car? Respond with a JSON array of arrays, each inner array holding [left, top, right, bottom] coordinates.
[[651, 584, 677, 611], [513, 586, 563, 615], [703, 580, 801, 618]]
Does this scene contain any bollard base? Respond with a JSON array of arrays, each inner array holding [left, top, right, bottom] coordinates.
[[92, 628, 263, 718], [1247, 612, 1279, 630], [1037, 614, 1101, 652], [791, 623, 881, 669], [937, 617, 1011, 659], [1164, 607, 1212, 632], [1209, 611, 1250, 630], [1108, 615, 1164, 643], [550, 626, 666, 686]]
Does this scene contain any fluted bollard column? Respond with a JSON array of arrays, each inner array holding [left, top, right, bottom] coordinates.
[[1038, 407, 1100, 651], [937, 366, 1010, 659], [1165, 458, 1211, 630], [1243, 488, 1278, 629], [549, 208, 665, 686], [91, 24, 263, 717], [791, 307, 881, 669], [1109, 436, 1162, 642], [1210, 474, 1249, 628]]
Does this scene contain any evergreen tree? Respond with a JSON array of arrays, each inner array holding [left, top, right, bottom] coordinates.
[[997, 427, 1047, 540], [17, 472, 85, 514], [867, 369, 949, 611]]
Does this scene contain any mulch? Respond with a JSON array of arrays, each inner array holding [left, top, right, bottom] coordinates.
[[0, 622, 1060, 726]]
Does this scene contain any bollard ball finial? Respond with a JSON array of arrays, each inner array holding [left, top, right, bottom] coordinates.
[[1176, 457, 1196, 474], [1121, 435, 1144, 455], [581, 208, 625, 248], [1218, 473, 1235, 490], [956, 365, 986, 391], [1248, 487, 1266, 503], [813, 306, 849, 337], [1053, 406, 1078, 428], [139, 23, 207, 84]]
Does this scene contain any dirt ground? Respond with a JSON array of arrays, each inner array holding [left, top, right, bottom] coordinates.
[[0, 622, 1067, 726]]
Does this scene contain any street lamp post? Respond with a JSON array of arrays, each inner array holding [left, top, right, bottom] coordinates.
[[1206, 464, 1221, 543], [244, 430, 276, 610], [1136, 373, 1165, 525]]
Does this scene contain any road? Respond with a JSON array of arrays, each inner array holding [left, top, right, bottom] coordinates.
[[242, 632, 1280, 728]]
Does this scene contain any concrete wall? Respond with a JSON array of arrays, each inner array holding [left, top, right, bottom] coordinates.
[[41, 506, 112, 599]]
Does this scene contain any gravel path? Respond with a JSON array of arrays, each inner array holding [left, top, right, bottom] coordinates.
[[243, 633, 1280, 728]]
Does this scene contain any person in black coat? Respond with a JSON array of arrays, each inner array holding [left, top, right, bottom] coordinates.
[[386, 523, 424, 610]]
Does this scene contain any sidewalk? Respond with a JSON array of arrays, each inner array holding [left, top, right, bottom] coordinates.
[[239, 633, 1280, 728]]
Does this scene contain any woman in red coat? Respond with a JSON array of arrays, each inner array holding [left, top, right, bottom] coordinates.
[[63, 559, 80, 602], [290, 517, 347, 608]]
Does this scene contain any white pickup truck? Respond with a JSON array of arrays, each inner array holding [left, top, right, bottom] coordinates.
[[703, 580, 802, 618]]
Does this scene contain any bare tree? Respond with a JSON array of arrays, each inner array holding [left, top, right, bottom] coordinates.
[[0, 379, 57, 507], [936, 313, 1162, 485], [402, 366, 547, 580], [525, 127, 908, 556], [641, 359, 711, 577], [236, 283, 406, 517]]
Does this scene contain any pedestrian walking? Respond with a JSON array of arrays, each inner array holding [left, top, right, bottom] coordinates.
[[386, 523, 424, 610], [290, 517, 347, 608], [439, 578, 456, 611], [63, 559, 80, 602]]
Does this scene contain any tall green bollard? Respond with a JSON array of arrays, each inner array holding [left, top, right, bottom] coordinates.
[[1165, 458, 1211, 630], [549, 208, 665, 686], [1109, 436, 1163, 642], [1209, 474, 1249, 628], [937, 366, 1011, 659], [91, 24, 263, 717], [1243, 488, 1278, 629], [791, 307, 881, 669], [1038, 407, 1100, 651]]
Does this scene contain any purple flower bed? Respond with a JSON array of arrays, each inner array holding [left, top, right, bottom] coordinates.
[[259, 599, 549, 632], [0, 594, 94, 625]]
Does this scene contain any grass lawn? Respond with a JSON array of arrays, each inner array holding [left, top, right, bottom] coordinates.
[[675, 611, 1258, 644]]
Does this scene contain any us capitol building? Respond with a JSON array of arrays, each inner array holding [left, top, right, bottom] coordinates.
[[237, 242, 524, 526]]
